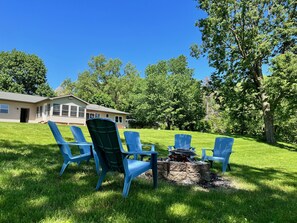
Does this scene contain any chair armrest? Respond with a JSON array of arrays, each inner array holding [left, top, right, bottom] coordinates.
[[168, 146, 174, 151], [122, 151, 157, 159], [202, 148, 213, 151], [122, 151, 158, 156], [141, 144, 155, 151], [201, 148, 214, 160], [58, 142, 92, 147]]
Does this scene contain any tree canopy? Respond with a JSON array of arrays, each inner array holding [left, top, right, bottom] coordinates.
[[58, 54, 205, 130], [193, 0, 297, 144], [0, 50, 54, 97]]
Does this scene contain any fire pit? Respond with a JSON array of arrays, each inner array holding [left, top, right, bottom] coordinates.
[[145, 149, 211, 185], [168, 149, 197, 163]]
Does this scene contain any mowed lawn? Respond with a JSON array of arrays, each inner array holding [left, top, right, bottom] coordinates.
[[1, 122, 297, 223]]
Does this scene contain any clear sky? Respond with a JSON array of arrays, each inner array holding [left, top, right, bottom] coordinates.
[[0, 0, 212, 89]]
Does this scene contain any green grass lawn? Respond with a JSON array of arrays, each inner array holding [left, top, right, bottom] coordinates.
[[1, 122, 297, 223]]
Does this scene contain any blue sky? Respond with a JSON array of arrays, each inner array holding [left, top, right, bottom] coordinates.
[[0, 0, 212, 89]]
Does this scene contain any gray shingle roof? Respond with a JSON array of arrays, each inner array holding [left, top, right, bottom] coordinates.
[[86, 104, 129, 115], [0, 91, 48, 103]]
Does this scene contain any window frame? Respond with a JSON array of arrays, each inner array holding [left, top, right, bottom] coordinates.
[[79, 107, 84, 118], [70, 106, 77, 117], [0, 104, 9, 114], [115, 115, 123, 123], [53, 104, 61, 116], [62, 105, 69, 117]]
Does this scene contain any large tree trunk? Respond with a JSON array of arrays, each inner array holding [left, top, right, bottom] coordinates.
[[253, 63, 276, 144], [261, 92, 276, 144]]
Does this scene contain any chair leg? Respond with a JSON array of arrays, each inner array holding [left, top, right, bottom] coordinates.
[[151, 153, 158, 189], [96, 169, 107, 190], [209, 160, 213, 168], [222, 162, 228, 173], [123, 176, 132, 198], [93, 152, 100, 175], [59, 161, 70, 176], [228, 164, 231, 171]]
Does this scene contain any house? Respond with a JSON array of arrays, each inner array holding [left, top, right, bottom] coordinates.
[[0, 91, 129, 128]]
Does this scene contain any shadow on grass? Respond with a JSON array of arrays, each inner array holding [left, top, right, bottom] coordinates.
[[1, 139, 297, 222]]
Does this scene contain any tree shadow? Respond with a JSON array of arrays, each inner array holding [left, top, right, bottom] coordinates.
[[1, 139, 297, 222]]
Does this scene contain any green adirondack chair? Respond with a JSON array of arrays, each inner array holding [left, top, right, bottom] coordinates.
[[86, 118, 158, 198]]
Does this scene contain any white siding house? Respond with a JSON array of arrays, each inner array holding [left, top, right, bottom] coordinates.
[[0, 91, 129, 128]]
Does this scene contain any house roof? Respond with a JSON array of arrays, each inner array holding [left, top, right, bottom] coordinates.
[[0, 91, 129, 115], [50, 95, 88, 105], [86, 104, 129, 115], [0, 91, 48, 103]]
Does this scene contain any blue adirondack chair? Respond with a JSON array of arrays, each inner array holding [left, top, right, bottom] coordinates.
[[48, 121, 92, 176], [201, 137, 234, 173], [124, 131, 155, 160], [86, 118, 158, 198], [70, 126, 100, 175], [168, 134, 195, 153]]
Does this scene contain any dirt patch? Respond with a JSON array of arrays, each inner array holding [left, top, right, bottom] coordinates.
[[198, 172, 234, 189]]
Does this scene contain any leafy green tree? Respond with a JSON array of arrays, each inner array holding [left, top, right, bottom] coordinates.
[[58, 55, 143, 113], [56, 78, 76, 96], [141, 55, 204, 130], [193, 0, 296, 144], [266, 52, 297, 142], [0, 49, 54, 96]]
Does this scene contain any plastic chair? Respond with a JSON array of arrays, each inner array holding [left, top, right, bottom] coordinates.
[[124, 131, 155, 160], [48, 121, 92, 176], [70, 126, 100, 175], [86, 118, 158, 198], [168, 134, 195, 153], [202, 137, 234, 173]]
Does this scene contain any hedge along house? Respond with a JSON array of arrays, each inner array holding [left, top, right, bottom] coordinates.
[[0, 91, 129, 128]]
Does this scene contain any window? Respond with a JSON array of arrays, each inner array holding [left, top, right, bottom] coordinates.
[[79, 107, 84, 118], [0, 104, 9, 114], [62, 105, 69, 116], [39, 106, 43, 116], [115, 116, 122, 123], [70, 106, 77, 117], [106, 114, 109, 118], [36, 106, 39, 117], [46, 104, 50, 115], [95, 113, 100, 118], [53, 104, 60, 116], [89, 113, 95, 119]]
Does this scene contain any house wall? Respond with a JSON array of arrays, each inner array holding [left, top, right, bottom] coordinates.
[[0, 100, 38, 123], [86, 110, 127, 128], [0, 96, 128, 127]]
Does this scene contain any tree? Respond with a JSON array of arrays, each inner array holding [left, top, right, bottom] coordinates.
[[57, 55, 143, 113], [266, 52, 297, 142], [193, 0, 296, 144], [0, 49, 54, 96], [141, 55, 204, 130]]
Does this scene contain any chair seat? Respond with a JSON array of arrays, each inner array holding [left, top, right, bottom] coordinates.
[[205, 156, 225, 162], [127, 159, 151, 176], [71, 153, 91, 161]]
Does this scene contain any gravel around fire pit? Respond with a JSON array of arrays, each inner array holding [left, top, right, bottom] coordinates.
[[142, 158, 235, 190], [198, 172, 234, 189]]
